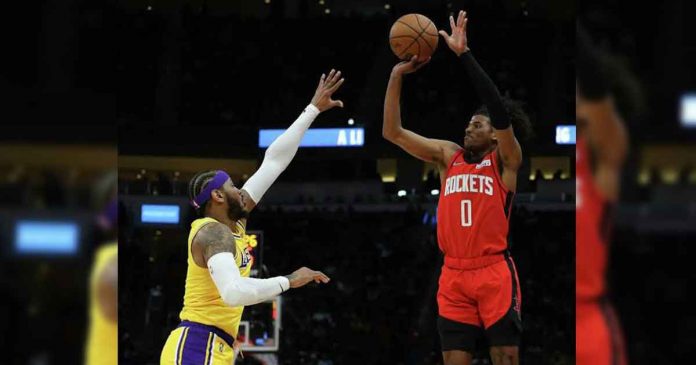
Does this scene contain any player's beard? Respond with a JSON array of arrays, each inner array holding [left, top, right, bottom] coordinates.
[[226, 191, 249, 221], [464, 136, 481, 152]]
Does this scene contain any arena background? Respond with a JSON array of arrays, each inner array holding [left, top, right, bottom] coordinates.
[[0, 0, 115, 364], [2, 0, 695, 364], [116, 1, 575, 364], [580, 0, 696, 364]]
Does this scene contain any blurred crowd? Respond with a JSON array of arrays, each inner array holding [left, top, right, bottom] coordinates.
[[0, 157, 116, 364]]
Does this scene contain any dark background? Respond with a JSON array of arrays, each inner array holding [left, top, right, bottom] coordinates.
[[0, 0, 115, 364], [580, 0, 696, 364], [117, 0, 575, 364]]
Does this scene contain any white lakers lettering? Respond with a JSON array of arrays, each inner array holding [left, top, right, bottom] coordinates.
[[444, 174, 494, 196]]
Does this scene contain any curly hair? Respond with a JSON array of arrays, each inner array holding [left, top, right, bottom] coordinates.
[[599, 51, 644, 123], [473, 97, 534, 142]]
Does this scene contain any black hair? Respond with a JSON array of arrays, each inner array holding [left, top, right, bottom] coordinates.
[[599, 51, 644, 123], [577, 20, 644, 123], [473, 97, 534, 142], [188, 170, 217, 216]]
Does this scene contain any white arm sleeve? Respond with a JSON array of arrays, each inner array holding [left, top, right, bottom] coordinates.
[[207, 252, 290, 307], [242, 104, 320, 203]]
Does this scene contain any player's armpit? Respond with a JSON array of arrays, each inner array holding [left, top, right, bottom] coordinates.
[[194, 222, 238, 264], [494, 126, 522, 171]]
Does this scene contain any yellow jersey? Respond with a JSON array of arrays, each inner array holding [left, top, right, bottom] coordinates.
[[179, 217, 254, 338], [85, 242, 118, 365]]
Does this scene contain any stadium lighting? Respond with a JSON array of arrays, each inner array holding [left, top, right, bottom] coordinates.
[[397, 190, 407, 197], [259, 128, 364, 148], [431, 189, 440, 195], [555, 125, 576, 145], [348, 118, 354, 125], [680, 93, 696, 127]]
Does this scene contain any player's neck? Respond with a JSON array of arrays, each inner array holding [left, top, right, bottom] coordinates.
[[464, 145, 495, 163], [206, 209, 237, 231]]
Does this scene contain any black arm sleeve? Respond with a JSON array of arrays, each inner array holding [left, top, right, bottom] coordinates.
[[577, 22, 609, 100], [459, 51, 510, 130]]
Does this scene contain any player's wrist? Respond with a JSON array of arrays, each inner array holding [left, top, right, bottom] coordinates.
[[277, 276, 291, 292], [306, 103, 321, 115], [457, 47, 471, 58], [283, 274, 296, 289]]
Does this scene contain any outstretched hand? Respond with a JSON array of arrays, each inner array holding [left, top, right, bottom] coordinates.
[[286, 267, 331, 288], [392, 55, 432, 77], [438, 10, 469, 56], [311, 69, 345, 112]]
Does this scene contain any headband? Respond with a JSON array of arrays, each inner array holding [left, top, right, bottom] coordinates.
[[192, 170, 230, 209]]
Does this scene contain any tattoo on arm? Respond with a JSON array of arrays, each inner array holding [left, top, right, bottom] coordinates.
[[195, 222, 237, 262]]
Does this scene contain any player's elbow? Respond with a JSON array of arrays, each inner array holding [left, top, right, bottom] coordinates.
[[258, 159, 286, 177], [382, 127, 401, 142], [221, 291, 243, 307], [220, 286, 254, 307], [382, 126, 393, 140]]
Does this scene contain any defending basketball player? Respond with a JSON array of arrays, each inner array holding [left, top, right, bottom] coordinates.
[[160, 69, 344, 364], [576, 23, 632, 365], [85, 171, 118, 365], [383, 11, 531, 365]]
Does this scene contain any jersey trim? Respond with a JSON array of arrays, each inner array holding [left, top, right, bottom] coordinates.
[[504, 191, 514, 219], [489, 147, 510, 195]]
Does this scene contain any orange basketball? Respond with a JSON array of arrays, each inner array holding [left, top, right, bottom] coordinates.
[[389, 14, 439, 61]]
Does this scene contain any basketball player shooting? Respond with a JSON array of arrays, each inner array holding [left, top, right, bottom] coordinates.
[[576, 22, 632, 365], [160, 69, 344, 364], [383, 11, 530, 365]]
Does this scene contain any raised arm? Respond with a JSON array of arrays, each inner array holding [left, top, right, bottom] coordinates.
[[576, 23, 628, 201], [383, 57, 460, 168], [194, 222, 330, 307], [240, 70, 345, 211], [440, 11, 522, 171]]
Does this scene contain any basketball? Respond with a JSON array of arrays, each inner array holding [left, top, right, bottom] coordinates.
[[389, 14, 438, 61]]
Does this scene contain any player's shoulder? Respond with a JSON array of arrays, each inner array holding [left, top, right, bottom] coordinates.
[[442, 143, 463, 167], [442, 140, 462, 153], [193, 221, 236, 247]]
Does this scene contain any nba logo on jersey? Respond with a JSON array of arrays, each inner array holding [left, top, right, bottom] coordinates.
[[475, 159, 491, 169]]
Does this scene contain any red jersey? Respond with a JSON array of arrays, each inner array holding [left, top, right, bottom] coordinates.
[[576, 135, 611, 301], [437, 148, 514, 258]]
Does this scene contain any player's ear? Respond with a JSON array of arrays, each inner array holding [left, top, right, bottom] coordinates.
[[212, 189, 224, 203]]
